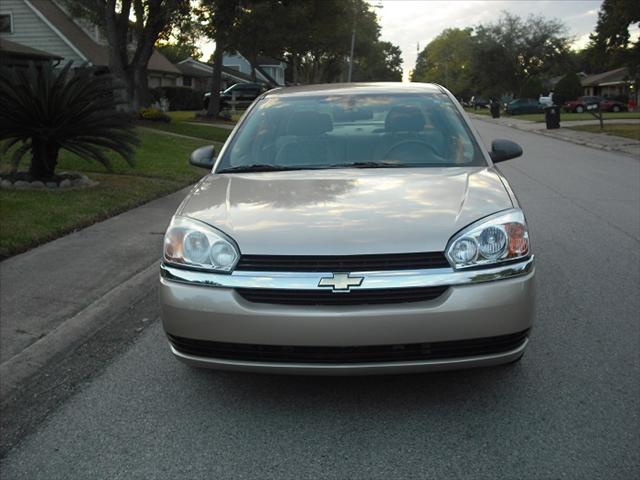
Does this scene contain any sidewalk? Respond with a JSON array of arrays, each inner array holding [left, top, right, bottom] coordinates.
[[467, 113, 640, 157], [0, 186, 191, 399]]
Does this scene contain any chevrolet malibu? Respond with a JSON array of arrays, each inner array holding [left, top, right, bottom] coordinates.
[[160, 83, 535, 375]]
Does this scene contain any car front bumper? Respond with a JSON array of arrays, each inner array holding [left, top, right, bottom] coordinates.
[[160, 257, 535, 374]]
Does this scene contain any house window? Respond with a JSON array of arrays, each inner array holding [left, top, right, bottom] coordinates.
[[183, 76, 193, 87], [0, 13, 13, 33]]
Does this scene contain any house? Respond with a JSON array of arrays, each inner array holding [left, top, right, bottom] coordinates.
[[581, 67, 637, 102], [175, 57, 265, 93], [223, 52, 286, 87], [0, 0, 179, 86], [0, 37, 62, 67], [545, 72, 587, 91]]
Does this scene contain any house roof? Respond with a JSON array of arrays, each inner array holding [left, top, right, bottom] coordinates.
[[175, 61, 211, 78], [581, 67, 631, 87], [28, 0, 179, 74], [255, 55, 283, 66], [0, 38, 63, 60], [255, 65, 278, 86], [176, 57, 269, 85]]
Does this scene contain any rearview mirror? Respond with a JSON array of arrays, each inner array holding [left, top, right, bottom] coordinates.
[[489, 139, 523, 163], [189, 145, 216, 169]]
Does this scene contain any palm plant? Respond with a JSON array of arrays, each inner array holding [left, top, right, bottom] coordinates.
[[0, 62, 139, 180]]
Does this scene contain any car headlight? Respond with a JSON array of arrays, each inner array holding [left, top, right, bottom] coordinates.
[[446, 209, 530, 269], [163, 216, 239, 272]]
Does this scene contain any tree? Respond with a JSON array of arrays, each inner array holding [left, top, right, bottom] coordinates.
[[520, 76, 545, 98], [228, 0, 286, 81], [0, 63, 138, 180], [352, 41, 402, 82], [64, 0, 191, 111], [197, 0, 243, 117], [411, 28, 474, 98], [157, 42, 202, 63], [588, 0, 640, 75], [553, 73, 582, 106], [470, 13, 571, 97]]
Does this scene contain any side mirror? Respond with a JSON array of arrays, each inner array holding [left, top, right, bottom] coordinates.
[[489, 139, 523, 163], [189, 145, 216, 169]]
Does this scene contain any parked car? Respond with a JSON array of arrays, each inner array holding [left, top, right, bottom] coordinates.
[[505, 98, 545, 115], [564, 96, 628, 113], [203, 82, 266, 110], [161, 83, 534, 375], [470, 96, 489, 109]]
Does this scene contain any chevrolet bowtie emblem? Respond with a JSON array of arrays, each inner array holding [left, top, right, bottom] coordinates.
[[318, 273, 364, 292]]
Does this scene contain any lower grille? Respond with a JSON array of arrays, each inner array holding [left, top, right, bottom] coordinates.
[[168, 330, 529, 364], [236, 286, 449, 306]]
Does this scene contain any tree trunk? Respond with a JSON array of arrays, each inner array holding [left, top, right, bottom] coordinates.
[[207, 43, 225, 117], [292, 54, 298, 84], [249, 54, 258, 81], [133, 66, 150, 111], [29, 139, 59, 180]]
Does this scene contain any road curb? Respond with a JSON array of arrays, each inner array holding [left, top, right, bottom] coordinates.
[[0, 261, 160, 404], [527, 129, 640, 157]]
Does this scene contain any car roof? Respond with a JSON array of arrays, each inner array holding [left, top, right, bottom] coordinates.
[[263, 82, 445, 98]]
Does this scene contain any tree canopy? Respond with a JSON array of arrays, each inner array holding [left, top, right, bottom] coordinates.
[[411, 12, 573, 99], [410, 28, 474, 98], [586, 0, 640, 75]]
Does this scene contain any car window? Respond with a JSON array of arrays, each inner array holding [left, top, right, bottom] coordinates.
[[216, 92, 486, 170]]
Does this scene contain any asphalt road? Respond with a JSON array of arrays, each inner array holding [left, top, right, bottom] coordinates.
[[2, 120, 639, 479]]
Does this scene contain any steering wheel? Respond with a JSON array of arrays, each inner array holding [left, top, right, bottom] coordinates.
[[382, 140, 441, 162]]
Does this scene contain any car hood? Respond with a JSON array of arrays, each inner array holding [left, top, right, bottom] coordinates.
[[178, 167, 514, 255]]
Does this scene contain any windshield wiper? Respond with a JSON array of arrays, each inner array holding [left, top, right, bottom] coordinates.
[[216, 164, 305, 173], [327, 161, 409, 169]]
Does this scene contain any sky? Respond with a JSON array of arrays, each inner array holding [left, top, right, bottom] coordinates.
[[198, 0, 638, 82], [371, 0, 604, 81]]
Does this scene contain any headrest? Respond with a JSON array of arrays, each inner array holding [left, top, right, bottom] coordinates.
[[287, 111, 333, 136], [384, 106, 425, 132]]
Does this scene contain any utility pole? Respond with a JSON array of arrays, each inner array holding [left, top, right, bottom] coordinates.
[[347, 2, 357, 82], [347, 1, 382, 83]]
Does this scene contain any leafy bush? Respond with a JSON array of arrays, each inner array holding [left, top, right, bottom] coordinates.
[[139, 107, 171, 123], [553, 73, 583, 106], [150, 86, 203, 111], [520, 76, 545, 99], [0, 62, 138, 180]]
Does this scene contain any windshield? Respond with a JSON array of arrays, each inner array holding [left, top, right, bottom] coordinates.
[[215, 92, 486, 172]]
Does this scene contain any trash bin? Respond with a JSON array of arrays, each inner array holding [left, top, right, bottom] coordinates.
[[544, 106, 560, 129], [490, 100, 501, 118]]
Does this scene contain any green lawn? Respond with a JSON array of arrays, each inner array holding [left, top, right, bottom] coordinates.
[[139, 118, 232, 143], [566, 123, 640, 141], [464, 107, 491, 116], [0, 129, 211, 258]]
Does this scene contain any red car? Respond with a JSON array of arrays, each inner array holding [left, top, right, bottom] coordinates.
[[564, 96, 627, 113]]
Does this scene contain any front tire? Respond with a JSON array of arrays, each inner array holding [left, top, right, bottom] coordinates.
[[575, 105, 584, 113], [612, 105, 621, 112]]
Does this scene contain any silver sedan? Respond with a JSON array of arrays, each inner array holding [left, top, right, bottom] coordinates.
[[160, 83, 535, 374]]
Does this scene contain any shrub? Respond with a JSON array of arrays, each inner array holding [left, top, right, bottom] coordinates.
[[520, 76, 545, 99], [150, 86, 203, 111], [553, 73, 583, 106], [139, 107, 171, 123], [0, 62, 138, 180]]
